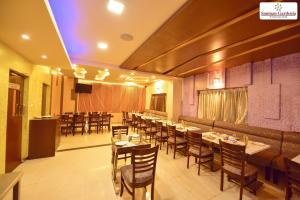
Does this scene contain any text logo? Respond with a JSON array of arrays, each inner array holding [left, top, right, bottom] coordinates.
[[260, 2, 298, 20]]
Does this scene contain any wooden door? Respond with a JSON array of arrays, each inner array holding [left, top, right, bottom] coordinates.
[[41, 83, 48, 116], [5, 72, 24, 172]]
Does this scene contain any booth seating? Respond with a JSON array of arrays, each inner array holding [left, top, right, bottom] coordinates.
[[271, 132, 300, 183], [144, 109, 168, 119], [177, 115, 288, 181], [213, 121, 283, 180], [178, 116, 214, 131]]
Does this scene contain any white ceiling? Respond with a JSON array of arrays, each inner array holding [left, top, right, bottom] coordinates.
[[0, 0, 71, 68], [49, 0, 187, 66]]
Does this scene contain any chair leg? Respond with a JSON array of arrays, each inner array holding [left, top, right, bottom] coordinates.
[[198, 158, 201, 175], [132, 188, 135, 200], [285, 186, 291, 200], [187, 155, 190, 169], [173, 145, 176, 159], [151, 181, 155, 200], [239, 182, 244, 200], [120, 177, 124, 196], [220, 170, 224, 191], [166, 143, 169, 154], [265, 166, 271, 181]]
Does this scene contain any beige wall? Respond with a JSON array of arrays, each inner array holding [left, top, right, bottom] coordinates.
[[146, 79, 182, 121], [0, 42, 51, 173], [62, 76, 75, 113], [50, 75, 62, 115]]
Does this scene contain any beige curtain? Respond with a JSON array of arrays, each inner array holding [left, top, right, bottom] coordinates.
[[198, 88, 248, 124]]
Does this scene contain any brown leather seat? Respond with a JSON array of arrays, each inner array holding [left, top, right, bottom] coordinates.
[[121, 164, 153, 185], [188, 146, 212, 157], [223, 163, 257, 177], [167, 137, 187, 144]]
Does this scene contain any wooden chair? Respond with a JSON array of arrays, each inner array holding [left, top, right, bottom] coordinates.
[[120, 146, 159, 200], [72, 114, 85, 135], [131, 114, 138, 132], [154, 121, 168, 150], [88, 113, 99, 134], [112, 125, 129, 138], [125, 112, 132, 126], [99, 114, 111, 132], [166, 125, 187, 159], [144, 119, 157, 143], [122, 111, 127, 125], [186, 131, 214, 175], [137, 116, 147, 134], [284, 158, 300, 200], [219, 140, 258, 200], [60, 114, 72, 136]]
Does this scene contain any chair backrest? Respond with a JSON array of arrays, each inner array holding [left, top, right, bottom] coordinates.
[[74, 114, 84, 123], [131, 146, 159, 184], [156, 121, 163, 136], [186, 131, 203, 154], [101, 114, 111, 123], [61, 114, 69, 123], [112, 125, 128, 137], [167, 125, 176, 138], [145, 119, 152, 128], [219, 140, 246, 176], [125, 112, 130, 119], [122, 111, 126, 120], [89, 113, 99, 123], [102, 112, 108, 115], [285, 158, 300, 194]]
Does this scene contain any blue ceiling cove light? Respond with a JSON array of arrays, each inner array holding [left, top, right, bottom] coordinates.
[[48, 0, 88, 55]]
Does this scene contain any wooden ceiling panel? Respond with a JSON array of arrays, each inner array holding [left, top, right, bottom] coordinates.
[[136, 12, 295, 74], [181, 34, 300, 77], [167, 23, 300, 76], [121, 0, 262, 69]]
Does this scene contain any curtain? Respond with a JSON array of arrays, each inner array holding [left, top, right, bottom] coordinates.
[[78, 84, 146, 112], [198, 88, 248, 124], [150, 93, 166, 112]]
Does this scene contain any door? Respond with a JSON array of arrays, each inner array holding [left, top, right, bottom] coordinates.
[[5, 72, 24, 172], [41, 83, 48, 116]]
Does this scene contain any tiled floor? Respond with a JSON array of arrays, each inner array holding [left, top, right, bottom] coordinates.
[[4, 126, 286, 200]]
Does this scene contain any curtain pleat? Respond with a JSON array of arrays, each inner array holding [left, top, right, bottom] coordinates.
[[78, 84, 146, 112], [197, 88, 248, 124]]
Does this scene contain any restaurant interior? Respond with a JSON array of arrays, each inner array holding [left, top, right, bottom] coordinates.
[[0, 0, 299, 200]]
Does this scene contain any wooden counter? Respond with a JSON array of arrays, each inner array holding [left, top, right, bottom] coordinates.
[[28, 117, 61, 159]]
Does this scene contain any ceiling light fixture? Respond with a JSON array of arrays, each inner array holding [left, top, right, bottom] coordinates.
[[120, 74, 125, 78], [107, 0, 124, 15], [151, 75, 156, 79], [72, 64, 77, 69], [97, 42, 108, 50], [41, 55, 47, 59], [130, 72, 135, 75], [21, 34, 30, 40]]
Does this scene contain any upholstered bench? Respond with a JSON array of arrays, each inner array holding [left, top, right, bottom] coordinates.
[[271, 131, 300, 183], [178, 116, 214, 131]]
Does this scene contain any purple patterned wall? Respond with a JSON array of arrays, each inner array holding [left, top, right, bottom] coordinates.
[[182, 52, 300, 132]]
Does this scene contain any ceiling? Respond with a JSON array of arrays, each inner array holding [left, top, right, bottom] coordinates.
[[48, 0, 187, 66], [0, 0, 71, 68], [120, 0, 300, 77]]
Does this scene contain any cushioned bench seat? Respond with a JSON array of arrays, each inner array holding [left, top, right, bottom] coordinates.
[[178, 116, 214, 131], [271, 131, 300, 183]]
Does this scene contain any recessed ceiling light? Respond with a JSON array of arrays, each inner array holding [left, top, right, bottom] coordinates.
[[130, 72, 135, 75], [21, 34, 30, 40], [145, 79, 149, 82], [107, 0, 124, 15], [120, 74, 125, 78], [41, 55, 47, 59], [151, 75, 156, 79], [97, 42, 108, 50]]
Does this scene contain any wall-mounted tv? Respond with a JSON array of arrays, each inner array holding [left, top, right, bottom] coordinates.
[[75, 83, 92, 93]]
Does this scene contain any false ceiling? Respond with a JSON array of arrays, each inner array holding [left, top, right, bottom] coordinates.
[[48, 0, 187, 66], [120, 0, 300, 77], [0, 0, 71, 68]]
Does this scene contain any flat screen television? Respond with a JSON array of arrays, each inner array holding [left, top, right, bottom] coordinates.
[[75, 83, 92, 93]]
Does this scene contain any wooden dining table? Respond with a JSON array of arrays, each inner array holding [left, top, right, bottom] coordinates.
[[111, 136, 151, 180]]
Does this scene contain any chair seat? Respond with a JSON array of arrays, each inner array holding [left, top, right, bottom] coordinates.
[[223, 163, 258, 177], [121, 164, 153, 185], [168, 137, 187, 144], [188, 146, 213, 157], [156, 132, 168, 138]]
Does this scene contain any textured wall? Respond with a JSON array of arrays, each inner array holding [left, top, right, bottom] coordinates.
[[182, 52, 300, 132], [0, 42, 51, 173], [62, 76, 75, 113]]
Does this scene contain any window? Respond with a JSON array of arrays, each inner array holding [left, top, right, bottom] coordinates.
[[150, 93, 166, 112]]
